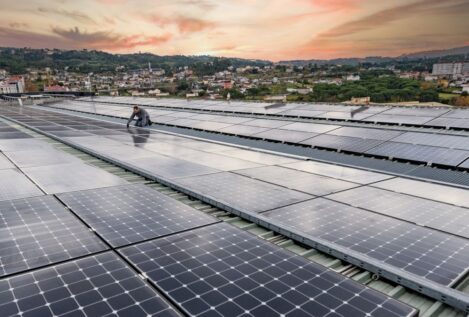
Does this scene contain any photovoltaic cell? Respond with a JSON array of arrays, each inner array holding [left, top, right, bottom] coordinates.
[[366, 142, 469, 166], [264, 198, 469, 286], [22, 163, 128, 194], [329, 186, 469, 239], [0, 169, 44, 202], [0, 195, 107, 277], [120, 223, 416, 317], [236, 166, 358, 196], [0, 252, 181, 317], [175, 172, 313, 213], [57, 184, 218, 247]]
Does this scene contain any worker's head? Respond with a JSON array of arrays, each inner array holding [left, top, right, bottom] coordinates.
[[133, 105, 139, 113]]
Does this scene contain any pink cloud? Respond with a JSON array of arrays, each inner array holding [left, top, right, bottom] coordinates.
[[146, 14, 217, 34]]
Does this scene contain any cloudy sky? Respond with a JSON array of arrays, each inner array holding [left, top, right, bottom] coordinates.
[[0, 0, 468, 61]]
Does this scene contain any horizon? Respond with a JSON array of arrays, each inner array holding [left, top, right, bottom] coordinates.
[[0, 0, 468, 62]]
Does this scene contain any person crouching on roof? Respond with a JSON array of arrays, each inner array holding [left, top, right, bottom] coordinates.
[[127, 105, 152, 128]]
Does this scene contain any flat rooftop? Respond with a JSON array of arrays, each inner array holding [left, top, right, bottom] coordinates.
[[0, 99, 469, 316]]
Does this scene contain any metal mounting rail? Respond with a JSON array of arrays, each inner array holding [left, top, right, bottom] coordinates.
[[3, 114, 469, 313]]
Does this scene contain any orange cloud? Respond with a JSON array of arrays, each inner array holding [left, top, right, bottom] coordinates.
[[146, 14, 216, 34], [310, 0, 360, 11]]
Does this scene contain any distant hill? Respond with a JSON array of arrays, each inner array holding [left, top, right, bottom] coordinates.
[[278, 46, 469, 66], [0, 47, 272, 74], [398, 46, 469, 59]]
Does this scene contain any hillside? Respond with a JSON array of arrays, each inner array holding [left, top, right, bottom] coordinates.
[[278, 46, 469, 66], [0, 47, 271, 74]]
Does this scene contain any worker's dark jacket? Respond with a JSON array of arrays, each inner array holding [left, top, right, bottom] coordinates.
[[127, 108, 150, 126]]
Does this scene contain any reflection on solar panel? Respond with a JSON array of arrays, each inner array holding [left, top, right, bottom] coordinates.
[[4, 148, 81, 168], [264, 198, 469, 286], [127, 156, 220, 179], [329, 186, 469, 239], [327, 126, 403, 141], [236, 166, 358, 196], [0, 195, 107, 277], [0, 132, 33, 139], [282, 161, 392, 184], [0, 154, 15, 170], [219, 125, 271, 136], [391, 132, 469, 151], [120, 223, 416, 317], [0, 169, 43, 202], [57, 184, 218, 247], [0, 252, 181, 317], [175, 172, 313, 213], [373, 178, 469, 209], [366, 142, 469, 166], [252, 129, 316, 143], [22, 163, 128, 194]]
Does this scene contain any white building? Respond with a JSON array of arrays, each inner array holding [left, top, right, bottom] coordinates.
[[0, 76, 25, 94], [345, 74, 360, 81], [432, 63, 469, 76]]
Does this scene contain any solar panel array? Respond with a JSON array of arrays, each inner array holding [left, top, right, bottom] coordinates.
[[46, 100, 469, 169], [263, 199, 469, 286], [75, 95, 469, 129], [0, 108, 417, 317], [120, 223, 416, 317], [0, 252, 181, 317]]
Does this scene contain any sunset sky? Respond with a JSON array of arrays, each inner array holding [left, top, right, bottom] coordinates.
[[0, 0, 468, 61]]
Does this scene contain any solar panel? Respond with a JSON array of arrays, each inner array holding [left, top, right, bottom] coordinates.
[[0, 154, 15, 170], [243, 118, 291, 128], [218, 149, 299, 166], [391, 132, 469, 151], [22, 163, 128, 194], [127, 156, 220, 180], [327, 127, 403, 141], [381, 108, 449, 117], [264, 198, 469, 286], [0, 252, 181, 317], [190, 121, 236, 131], [0, 132, 33, 139], [301, 135, 385, 153], [4, 148, 81, 168], [372, 178, 469, 209], [0, 195, 107, 277], [363, 114, 433, 125], [0, 139, 55, 152], [174, 172, 312, 213], [48, 130, 93, 137], [366, 142, 469, 166], [281, 122, 340, 134], [0, 169, 44, 202], [282, 161, 392, 184], [120, 223, 417, 317], [252, 129, 317, 143], [236, 166, 358, 196], [219, 125, 271, 136], [329, 186, 469, 239], [315, 111, 376, 120], [57, 184, 218, 247], [460, 159, 469, 169]]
